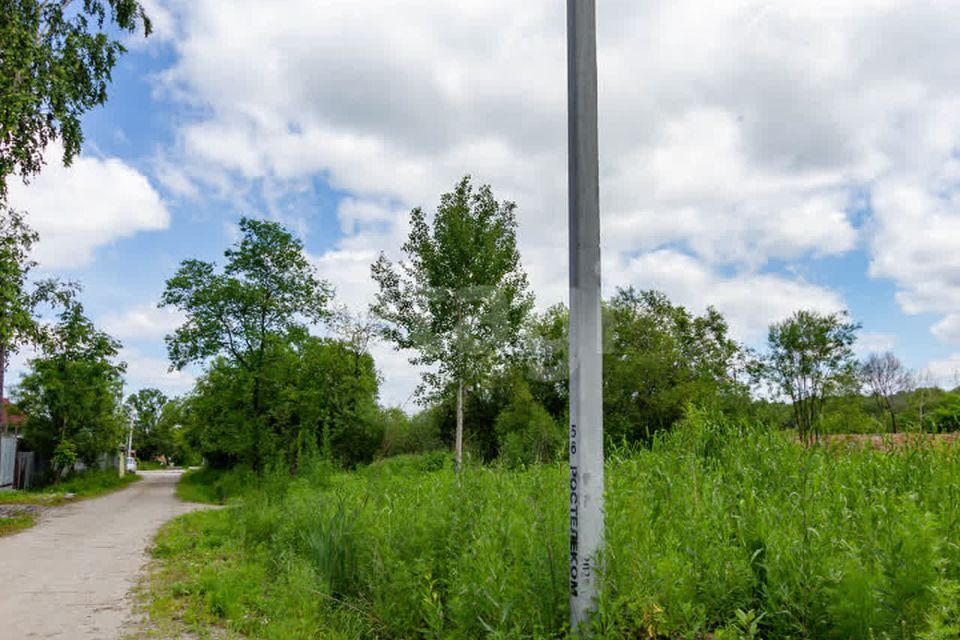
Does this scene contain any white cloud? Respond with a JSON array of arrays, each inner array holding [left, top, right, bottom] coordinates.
[[870, 178, 960, 317], [925, 354, 960, 390], [121, 347, 196, 396], [612, 250, 846, 344], [7, 143, 169, 269], [146, 0, 960, 397], [856, 332, 897, 356], [932, 314, 960, 345], [100, 304, 185, 341]]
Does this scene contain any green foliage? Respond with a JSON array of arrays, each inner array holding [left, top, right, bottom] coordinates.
[[820, 395, 884, 434], [162, 217, 332, 371], [759, 309, 861, 442], [141, 417, 960, 639], [379, 406, 445, 457], [53, 467, 139, 495], [125, 387, 169, 460], [51, 438, 77, 480], [0, 513, 34, 537], [162, 217, 334, 471], [929, 391, 960, 433], [184, 336, 380, 470], [603, 288, 747, 445], [0, 0, 151, 197], [0, 468, 139, 502], [16, 301, 126, 463], [495, 378, 564, 466], [371, 176, 533, 466], [0, 205, 74, 431], [176, 466, 257, 505]]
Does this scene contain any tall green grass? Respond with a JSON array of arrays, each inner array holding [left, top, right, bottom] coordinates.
[[149, 411, 960, 639], [175, 466, 258, 505]]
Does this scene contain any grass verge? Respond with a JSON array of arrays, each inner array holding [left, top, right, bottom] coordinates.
[[135, 412, 960, 639], [0, 469, 141, 506], [0, 513, 36, 537], [176, 467, 256, 505]]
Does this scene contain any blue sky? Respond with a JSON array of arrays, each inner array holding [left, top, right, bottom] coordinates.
[[8, 0, 960, 405]]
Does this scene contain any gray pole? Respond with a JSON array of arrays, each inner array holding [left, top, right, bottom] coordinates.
[[567, 0, 604, 632]]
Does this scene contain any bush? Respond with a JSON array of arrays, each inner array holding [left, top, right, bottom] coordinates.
[[176, 466, 257, 505], [495, 379, 565, 466], [378, 407, 445, 458]]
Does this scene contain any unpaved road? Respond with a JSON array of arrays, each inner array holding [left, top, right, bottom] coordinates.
[[0, 470, 207, 639]]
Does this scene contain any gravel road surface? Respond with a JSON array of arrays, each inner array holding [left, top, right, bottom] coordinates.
[[0, 470, 205, 639]]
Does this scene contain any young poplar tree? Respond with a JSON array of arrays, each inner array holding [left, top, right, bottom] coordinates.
[[371, 177, 533, 470]]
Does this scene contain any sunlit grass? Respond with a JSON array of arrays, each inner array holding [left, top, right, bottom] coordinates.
[[0, 469, 140, 506], [139, 412, 960, 639]]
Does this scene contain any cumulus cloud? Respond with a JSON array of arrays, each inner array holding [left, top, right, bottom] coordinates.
[[856, 332, 897, 356], [145, 0, 960, 396], [100, 305, 185, 341], [7, 143, 169, 269], [932, 314, 960, 345], [121, 347, 195, 395], [612, 250, 846, 344]]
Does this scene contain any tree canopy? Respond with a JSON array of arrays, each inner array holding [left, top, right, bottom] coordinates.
[[371, 176, 533, 469], [17, 301, 126, 464], [0, 0, 151, 198], [0, 204, 73, 431], [162, 217, 338, 470], [760, 309, 860, 442]]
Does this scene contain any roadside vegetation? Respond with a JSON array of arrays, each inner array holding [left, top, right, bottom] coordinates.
[[142, 413, 960, 639], [7, 124, 960, 637], [0, 469, 140, 536], [0, 513, 35, 537], [175, 467, 256, 505], [0, 469, 140, 506]]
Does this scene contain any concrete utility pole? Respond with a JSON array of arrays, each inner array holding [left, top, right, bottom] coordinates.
[[567, 0, 604, 632]]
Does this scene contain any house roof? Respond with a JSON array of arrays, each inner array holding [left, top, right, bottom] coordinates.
[[1, 398, 25, 427]]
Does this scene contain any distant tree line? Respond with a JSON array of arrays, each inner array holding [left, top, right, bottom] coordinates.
[[6, 177, 960, 484]]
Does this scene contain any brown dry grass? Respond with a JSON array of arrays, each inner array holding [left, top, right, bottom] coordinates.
[[815, 432, 960, 450]]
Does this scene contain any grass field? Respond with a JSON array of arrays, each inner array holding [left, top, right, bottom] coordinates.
[[140, 413, 960, 639]]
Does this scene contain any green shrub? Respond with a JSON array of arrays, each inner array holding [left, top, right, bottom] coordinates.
[[496, 379, 565, 466], [176, 466, 257, 505]]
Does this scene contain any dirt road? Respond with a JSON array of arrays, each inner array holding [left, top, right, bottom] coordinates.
[[0, 470, 206, 639]]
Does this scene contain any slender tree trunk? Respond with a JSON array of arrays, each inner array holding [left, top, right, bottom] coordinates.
[[251, 370, 263, 473], [455, 378, 464, 473], [887, 397, 898, 434], [0, 343, 7, 435]]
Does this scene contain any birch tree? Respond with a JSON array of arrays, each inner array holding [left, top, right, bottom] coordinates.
[[1, 0, 151, 198], [371, 177, 532, 471]]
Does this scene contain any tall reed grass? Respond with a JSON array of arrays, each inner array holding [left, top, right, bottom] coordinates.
[[152, 412, 960, 639]]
